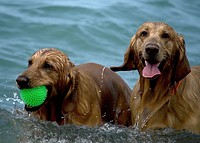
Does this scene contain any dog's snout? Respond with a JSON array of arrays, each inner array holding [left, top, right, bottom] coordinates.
[[16, 75, 30, 89], [145, 44, 159, 56]]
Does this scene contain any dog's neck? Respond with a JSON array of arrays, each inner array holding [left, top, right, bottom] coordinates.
[[135, 68, 177, 129]]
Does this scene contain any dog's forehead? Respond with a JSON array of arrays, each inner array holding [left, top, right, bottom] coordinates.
[[138, 22, 174, 32], [32, 48, 57, 56], [31, 48, 69, 61]]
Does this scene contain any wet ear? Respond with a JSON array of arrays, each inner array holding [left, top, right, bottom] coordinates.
[[66, 60, 75, 77], [110, 36, 136, 71], [174, 34, 191, 82], [67, 60, 75, 69]]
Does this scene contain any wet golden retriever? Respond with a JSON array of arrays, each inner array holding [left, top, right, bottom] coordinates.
[[16, 48, 131, 126], [111, 22, 200, 133]]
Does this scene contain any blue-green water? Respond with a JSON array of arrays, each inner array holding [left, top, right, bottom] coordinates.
[[0, 0, 200, 142]]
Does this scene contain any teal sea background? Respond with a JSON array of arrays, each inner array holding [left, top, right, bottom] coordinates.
[[0, 0, 200, 142]]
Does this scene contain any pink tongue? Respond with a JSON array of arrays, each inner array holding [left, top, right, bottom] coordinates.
[[142, 61, 161, 78]]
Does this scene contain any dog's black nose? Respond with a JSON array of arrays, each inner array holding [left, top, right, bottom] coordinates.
[[16, 75, 30, 89], [145, 44, 159, 56]]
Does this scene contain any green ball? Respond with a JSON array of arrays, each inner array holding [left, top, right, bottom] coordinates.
[[20, 86, 47, 107]]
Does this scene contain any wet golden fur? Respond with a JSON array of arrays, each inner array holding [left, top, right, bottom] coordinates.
[[16, 48, 131, 126], [111, 22, 200, 133]]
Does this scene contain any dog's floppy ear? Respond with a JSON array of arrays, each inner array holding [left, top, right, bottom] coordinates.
[[110, 36, 136, 71], [66, 60, 75, 79], [174, 34, 191, 82]]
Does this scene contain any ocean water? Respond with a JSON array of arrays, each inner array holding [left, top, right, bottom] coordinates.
[[0, 0, 200, 142]]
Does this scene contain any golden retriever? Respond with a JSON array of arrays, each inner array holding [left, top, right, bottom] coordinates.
[[16, 48, 131, 126], [111, 22, 200, 133]]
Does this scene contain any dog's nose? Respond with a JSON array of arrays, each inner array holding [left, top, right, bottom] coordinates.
[[145, 44, 159, 56], [16, 75, 30, 89]]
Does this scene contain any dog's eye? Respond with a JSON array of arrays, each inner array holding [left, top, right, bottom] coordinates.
[[28, 60, 32, 67], [43, 62, 53, 70], [140, 31, 148, 37], [161, 33, 170, 39]]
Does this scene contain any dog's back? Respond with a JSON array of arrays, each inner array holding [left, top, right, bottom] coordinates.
[[77, 63, 131, 126]]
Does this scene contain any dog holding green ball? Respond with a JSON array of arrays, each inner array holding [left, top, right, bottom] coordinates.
[[16, 48, 131, 126]]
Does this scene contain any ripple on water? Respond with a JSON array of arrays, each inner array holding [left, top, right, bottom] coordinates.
[[0, 108, 200, 143]]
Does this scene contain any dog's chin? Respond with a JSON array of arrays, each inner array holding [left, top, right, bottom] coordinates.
[[25, 85, 52, 112], [25, 104, 42, 112]]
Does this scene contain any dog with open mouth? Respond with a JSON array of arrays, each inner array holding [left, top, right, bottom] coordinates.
[[111, 22, 200, 133], [16, 48, 131, 126]]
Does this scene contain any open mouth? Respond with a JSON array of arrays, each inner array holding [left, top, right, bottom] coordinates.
[[141, 59, 165, 79], [25, 85, 51, 112]]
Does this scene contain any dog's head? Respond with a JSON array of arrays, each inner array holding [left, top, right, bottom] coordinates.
[[111, 22, 191, 81], [16, 48, 75, 111]]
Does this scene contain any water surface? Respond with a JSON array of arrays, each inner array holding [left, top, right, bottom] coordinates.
[[0, 0, 200, 142]]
